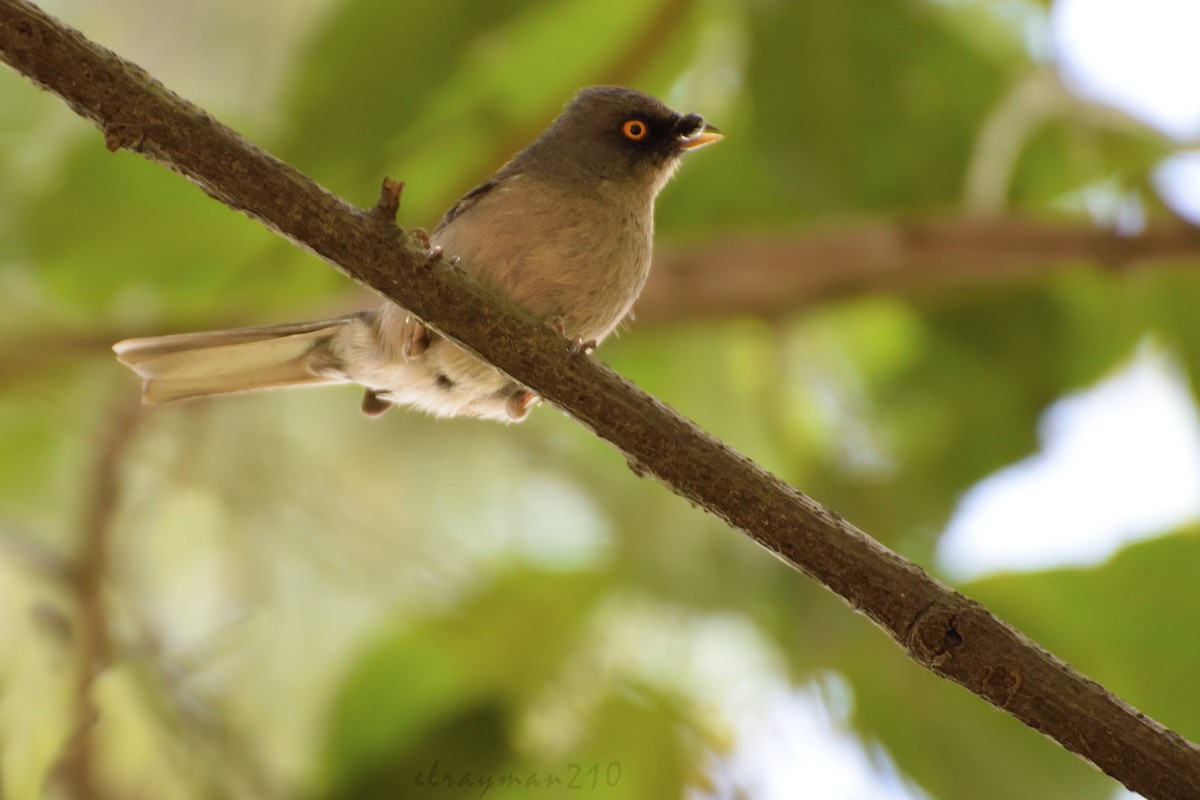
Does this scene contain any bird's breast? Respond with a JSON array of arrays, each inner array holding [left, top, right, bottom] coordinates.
[[433, 177, 654, 343]]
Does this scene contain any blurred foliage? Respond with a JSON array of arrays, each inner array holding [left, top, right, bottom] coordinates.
[[2, 0, 1199, 799]]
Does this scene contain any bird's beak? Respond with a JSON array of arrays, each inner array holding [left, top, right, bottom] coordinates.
[[679, 123, 723, 150]]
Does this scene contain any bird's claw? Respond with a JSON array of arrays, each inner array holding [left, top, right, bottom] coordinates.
[[423, 245, 444, 267], [569, 336, 597, 356], [410, 227, 432, 249], [547, 317, 595, 355], [410, 228, 449, 267]]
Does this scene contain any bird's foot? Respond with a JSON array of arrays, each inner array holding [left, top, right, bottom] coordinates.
[[360, 389, 394, 418], [548, 317, 596, 355], [506, 390, 538, 421], [410, 229, 442, 266], [569, 336, 597, 356], [423, 244, 444, 267], [409, 229, 460, 268], [410, 227, 431, 249]]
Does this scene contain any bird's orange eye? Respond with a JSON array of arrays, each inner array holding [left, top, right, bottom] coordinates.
[[622, 119, 648, 141]]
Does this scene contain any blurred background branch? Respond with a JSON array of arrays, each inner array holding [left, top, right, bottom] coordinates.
[[55, 394, 142, 800], [643, 216, 1200, 321], [441, 0, 696, 212], [5, 216, 1200, 381]]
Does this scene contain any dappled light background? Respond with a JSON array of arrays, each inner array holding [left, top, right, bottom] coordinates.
[[3, 1, 1200, 799]]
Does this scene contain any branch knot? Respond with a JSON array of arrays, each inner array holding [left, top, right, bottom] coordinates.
[[905, 598, 965, 668]]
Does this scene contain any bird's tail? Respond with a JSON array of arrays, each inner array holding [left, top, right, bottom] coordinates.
[[113, 315, 364, 404]]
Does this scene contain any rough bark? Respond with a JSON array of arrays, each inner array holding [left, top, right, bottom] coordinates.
[[2, 1, 1198, 797]]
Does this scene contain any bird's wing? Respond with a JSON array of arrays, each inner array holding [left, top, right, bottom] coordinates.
[[434, 176, 507, 234]]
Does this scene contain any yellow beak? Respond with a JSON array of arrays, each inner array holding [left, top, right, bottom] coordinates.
[[679, 123, 723, 150]]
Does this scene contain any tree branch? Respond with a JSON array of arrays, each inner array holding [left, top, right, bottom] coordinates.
[[2, 1, 1198, 796], [638, 217, 1200, 322]]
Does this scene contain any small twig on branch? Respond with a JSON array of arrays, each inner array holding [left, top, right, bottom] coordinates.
[[371, 177, 404, 223], [2, 1, 1198, 797]]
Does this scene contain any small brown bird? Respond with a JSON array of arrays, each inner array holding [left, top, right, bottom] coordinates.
[[113, 86, 721, 421]]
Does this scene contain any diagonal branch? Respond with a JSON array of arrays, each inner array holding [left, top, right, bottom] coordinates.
[[1, 1, 1197, 796]]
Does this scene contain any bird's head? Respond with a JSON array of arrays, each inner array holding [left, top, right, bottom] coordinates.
[[521, 86, 722, 197]]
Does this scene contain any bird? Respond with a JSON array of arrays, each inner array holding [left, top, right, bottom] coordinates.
[[113, 86, 722, 422]]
